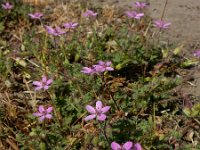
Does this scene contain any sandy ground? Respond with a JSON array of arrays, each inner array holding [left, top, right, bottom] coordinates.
[[91, 0, 200, 97]]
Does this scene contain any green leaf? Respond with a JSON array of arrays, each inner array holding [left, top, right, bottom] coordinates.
[[183, 107, 191, 116], [173, 45, 183, 55], [181, 59, 198, 68], [162, 49, 168, 58], [39, 142, 46, 150], [0, 22, 5, 33]]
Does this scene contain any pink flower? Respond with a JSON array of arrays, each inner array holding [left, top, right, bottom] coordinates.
[[32, 76, 53, 91], [83, 10, 97, 18], [134, 143, 142, 150], [63, 22, 78, 29], [93, 61, 114, 73], [111, 141, 133, 150], [2, 2, 13, 10], [134, 2, 148, 9], [29, 12, 43, 19], [193, 49, 200, 57], [153, 20, 171, 29], [84, 101, 110, 121], [45, 25, 66, 36], [33, 105, 53, 121], [125, 11, 144, 19]]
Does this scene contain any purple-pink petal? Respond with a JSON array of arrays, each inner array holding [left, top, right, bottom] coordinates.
[[39, 105, 45, 113], [45, 25, 55, 35], [106, 61, 112, 66], [72, 23, 78, 27], [96, 101, 103, 110], [101, 106, 110, 113], [29, 14, 35, 18], [46, 79, 53, 85], [33, 112, 42, 117], [123, 141, 133, 150], [97, 113, 106, 121], [45, 114, 52, 119], [93, 65, 105, 73], [106, 67, 114, 71], [84, 114, 96, 121], [134, 2, 148, 9], [81, 67, 94, 74], [137, 13, 144, 17], [153, 20, 171, 29], [111, 142, 121, 150], [85, 105, 96, 114], [83, 10, 97, 17], [98, 60, 104, 65], [46, 107, 53, 113], [55, 27, 66, 35], [134, 143, 142, 150], [35, 86, 43, 91], [193, 49, 200, 57], [39, 116, 45, 121], [42, 76, 47, 82], [29, 12, 43, 19], [135, 13, 144, 19], [43, 85, 49, 90], [163, 23, 171, 28], [63, 22, 78, 29], [33, 81, 42, 86], [126, 11, 144, 19]]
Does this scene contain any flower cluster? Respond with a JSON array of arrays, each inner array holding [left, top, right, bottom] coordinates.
[[32, 76, 53, 91], [81, 60, 114, 75], [23, 3, 154, 149], [33, 105, 53, 121], [126, 1, 172, 30]]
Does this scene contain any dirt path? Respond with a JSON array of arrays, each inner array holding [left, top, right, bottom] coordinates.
[[92, 0, 200, 97]]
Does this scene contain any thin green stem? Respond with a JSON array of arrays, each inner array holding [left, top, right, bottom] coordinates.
[[153, 102, 156, 131], [98, 120, 110, 145]]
